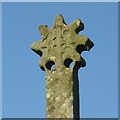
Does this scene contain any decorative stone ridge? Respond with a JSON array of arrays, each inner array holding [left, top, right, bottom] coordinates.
[[31, 14, 94, 119]]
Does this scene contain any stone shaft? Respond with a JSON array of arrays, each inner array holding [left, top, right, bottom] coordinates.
[[46, 68, 73, 118], [31, 14, 94, 119]]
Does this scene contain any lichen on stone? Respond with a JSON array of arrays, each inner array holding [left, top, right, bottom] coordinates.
[[31, 14, 94, 118]]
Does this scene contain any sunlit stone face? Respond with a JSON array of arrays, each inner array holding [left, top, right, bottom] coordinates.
[[31, 14, 94, 118]]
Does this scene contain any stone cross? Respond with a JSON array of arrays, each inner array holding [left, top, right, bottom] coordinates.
[[31, 14, 94, 119]]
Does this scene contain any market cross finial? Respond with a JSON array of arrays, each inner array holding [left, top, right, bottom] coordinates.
[[31, 14, 94, 119]]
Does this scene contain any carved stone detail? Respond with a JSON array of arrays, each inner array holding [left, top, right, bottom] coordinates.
[[31, 14, 94, 118]]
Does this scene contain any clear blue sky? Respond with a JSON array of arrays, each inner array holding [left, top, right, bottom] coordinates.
[[2, 2, 118, 118]]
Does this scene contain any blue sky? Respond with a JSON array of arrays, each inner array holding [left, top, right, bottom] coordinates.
[[2, 2, 118, 118]]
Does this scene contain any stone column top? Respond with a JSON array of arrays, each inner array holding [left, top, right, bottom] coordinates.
[[31, 14, 94, 72]]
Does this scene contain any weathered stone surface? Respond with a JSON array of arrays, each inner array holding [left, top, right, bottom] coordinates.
[[31, 14, 94, 118]]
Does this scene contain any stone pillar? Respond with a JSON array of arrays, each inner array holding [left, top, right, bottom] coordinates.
[[31, 14, 94, 119]]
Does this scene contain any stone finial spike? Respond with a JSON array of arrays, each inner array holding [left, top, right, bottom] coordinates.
[[31, 14, 94, 119], [54, 14, 66, 27], [38, 25, 49, 39], [69, 19, 84, 33]]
